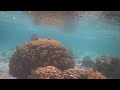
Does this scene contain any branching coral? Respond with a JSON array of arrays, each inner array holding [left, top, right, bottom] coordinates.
[[28, 66, 64, 79], [63, 69, 106, 79], [9, 39, 74, 79]]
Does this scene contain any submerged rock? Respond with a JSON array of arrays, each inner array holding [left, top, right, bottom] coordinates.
[[81, 56, 95, 68], [9, 39, 74, 79], [93, 56, 120, 79]]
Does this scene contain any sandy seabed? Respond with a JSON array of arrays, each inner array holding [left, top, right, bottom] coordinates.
[[0, 61, 16, 79]]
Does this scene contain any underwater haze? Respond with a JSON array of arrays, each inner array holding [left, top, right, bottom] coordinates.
[[0, 11, 120, 79]]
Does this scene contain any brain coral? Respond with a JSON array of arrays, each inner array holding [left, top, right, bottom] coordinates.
[[63, 69, 106, 79], [9, 39, 74, 79], [28, 66, 64, 79]]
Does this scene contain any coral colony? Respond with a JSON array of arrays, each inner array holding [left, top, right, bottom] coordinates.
[[7, 36, 120, 79], [9, 38, 74, 79], [9, 36, 107, 79]]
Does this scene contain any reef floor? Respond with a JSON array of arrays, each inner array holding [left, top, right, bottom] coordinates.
[[0, 61, 16, 79]]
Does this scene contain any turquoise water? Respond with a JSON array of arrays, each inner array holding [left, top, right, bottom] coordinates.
[[0, 11, 120, 61]]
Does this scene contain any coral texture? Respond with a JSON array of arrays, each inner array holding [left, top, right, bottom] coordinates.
[[28, 66, 64, 79], [94, 56, 120, 79], [9, 39, 74, 79], [63, 69, 106, 79]]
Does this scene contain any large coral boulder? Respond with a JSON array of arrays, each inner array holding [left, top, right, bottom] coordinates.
[[28, 66, 64, 79], [9, 39, 74, 79]]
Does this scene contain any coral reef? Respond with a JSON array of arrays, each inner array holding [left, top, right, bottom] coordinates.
[[87, 71, 106, 79], [102, 11, 120, 23], [28, 66, 106, 79], [81, 56, 95, 68], [63, 69, 106, 79], [9, 39, 74, 79], [93, 56, 120, 79], [28, 66, 64, 79], [63, 69, 81, 79]]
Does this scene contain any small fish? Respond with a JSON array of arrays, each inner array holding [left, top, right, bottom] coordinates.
[[31, 34, 39, 41], [47, 38, 51, 40]]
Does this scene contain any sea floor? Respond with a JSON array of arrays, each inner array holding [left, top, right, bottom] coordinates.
[[0, 61, 16, 79]]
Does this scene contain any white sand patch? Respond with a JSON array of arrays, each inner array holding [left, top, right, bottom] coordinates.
[[0, 62, 16, 79]]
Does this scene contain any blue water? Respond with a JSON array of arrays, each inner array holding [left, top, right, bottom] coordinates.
[[0, 11, 120, 61]]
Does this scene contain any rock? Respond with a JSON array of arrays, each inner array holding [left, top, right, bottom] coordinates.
[[81, 56, 95, 68], [93, 56, 120, 79]]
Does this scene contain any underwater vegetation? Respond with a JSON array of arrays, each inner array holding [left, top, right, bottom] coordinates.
[[9, 38, 74, 79], [7, 37, 120, 79], [93, 56, 120, 79], [28, 66, 64, 79], [8, 37, 119, 79]]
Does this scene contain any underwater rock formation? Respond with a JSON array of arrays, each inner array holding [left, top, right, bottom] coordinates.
[[63, 69, 106, 79], [9, 39, 74, 79], [81, 56, 95, 68], [93, 56, 120, 79], [28, 66, 106, 79], [28, 66, 64, 79]]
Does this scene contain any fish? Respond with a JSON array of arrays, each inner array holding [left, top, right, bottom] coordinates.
[[31, 34, 39, 41]]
